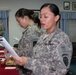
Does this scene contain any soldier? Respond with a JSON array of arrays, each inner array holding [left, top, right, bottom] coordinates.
[[12, 3, 73, 75], [0, 20, 4, 36], [15, 8, 44, 57], [14, 8, 44, 75]]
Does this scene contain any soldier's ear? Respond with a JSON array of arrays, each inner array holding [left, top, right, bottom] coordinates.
[[55, 15, 60, 22], [24, 16, 29, 23], [24, 16, 27, 20]]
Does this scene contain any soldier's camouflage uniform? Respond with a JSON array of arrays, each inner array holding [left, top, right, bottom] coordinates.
[[16, 24, 44, 75], [24, 27, 73, 75], [16, 24, 44, 57], [0, 21, 4, 36]]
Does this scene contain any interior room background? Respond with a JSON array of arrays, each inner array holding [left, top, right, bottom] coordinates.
[[0, 0, 76, 46], [0, 0, 76, 74]]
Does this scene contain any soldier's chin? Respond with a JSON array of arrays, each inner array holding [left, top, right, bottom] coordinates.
[[42, 27, 47, 30]]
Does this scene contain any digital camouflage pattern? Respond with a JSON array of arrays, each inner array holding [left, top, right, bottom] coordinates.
[[16, 24, 44, 57], [24, 27, 73, 75], [16, 24, 45, 75], [0, 20, 4, 36]]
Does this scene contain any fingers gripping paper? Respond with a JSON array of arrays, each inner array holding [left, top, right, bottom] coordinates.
[[0, 36, 20, 58]]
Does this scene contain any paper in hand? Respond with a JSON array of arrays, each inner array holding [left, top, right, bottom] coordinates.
[[0, 36, 20, 58]]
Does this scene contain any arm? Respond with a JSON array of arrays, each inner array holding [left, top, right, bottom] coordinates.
[[12, 33, 73, 75], [13, 40, 72, 75], [16, 30, 37, 57], [16, 37, 33, 57], [16, 25, 39, 57]]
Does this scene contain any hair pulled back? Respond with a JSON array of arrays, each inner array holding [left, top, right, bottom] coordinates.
[[40, 3, 60, 16], [15, 8, 34, 19]]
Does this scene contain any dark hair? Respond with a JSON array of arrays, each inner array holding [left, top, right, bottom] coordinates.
[[34, 17, 41, 28], [15, 8, 34, 19], [40, 3, 60, 18]]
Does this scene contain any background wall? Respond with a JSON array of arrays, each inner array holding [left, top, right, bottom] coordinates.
[[0, 0, 76, 46]]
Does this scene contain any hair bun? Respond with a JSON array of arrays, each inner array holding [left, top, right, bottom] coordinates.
[[28, 10, 34, 15]]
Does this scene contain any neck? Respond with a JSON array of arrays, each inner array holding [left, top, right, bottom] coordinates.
[[47, 26, 56, 34], [28, 19, 34, 25]]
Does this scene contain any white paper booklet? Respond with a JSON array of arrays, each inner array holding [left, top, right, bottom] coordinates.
[[0, 36, 20, 58]]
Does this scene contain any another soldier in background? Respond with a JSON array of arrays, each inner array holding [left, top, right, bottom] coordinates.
[[13, 8, 43, 75], [15, 8, 43, 57], [12, 3, 73, 75], [0, 20, 4, 36], [0, 20, 4, 47]]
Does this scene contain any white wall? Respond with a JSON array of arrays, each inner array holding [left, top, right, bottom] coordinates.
[[0, 0, 76, 46]]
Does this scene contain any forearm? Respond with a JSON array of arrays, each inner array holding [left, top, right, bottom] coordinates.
[[23, 56, 68, 75], [16, 48, 32, 57]]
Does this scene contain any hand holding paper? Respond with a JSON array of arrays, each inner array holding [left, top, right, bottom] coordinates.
[[0, 36, 20, 58]]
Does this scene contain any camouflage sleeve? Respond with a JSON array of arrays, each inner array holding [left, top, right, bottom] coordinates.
[[16, 27, 39, 57], [16, 25, 42, 57], [23, 38, 72, 75], [16, 37, 33, 57], [57, 38, 73, 69], [0, 25, 4, 36]]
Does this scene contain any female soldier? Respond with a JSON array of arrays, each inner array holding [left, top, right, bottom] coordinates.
[[12, 3, 72, 75], [14, 8, 43, 75], [15, 8, 43, 57]]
